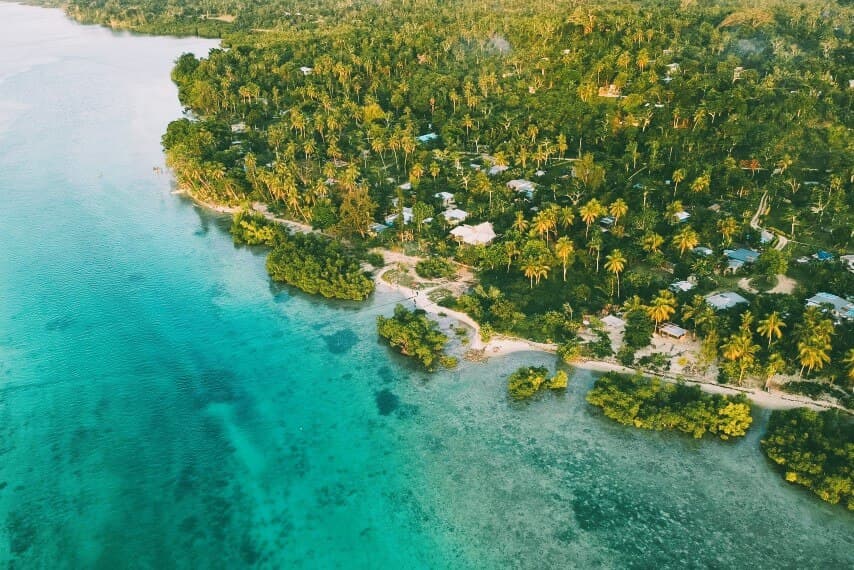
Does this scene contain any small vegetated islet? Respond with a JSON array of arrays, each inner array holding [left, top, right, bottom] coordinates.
[[508, 366, 568, 400], [377, 304, 457, 371]]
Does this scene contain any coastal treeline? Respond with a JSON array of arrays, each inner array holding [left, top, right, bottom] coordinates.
[[586, 372, 753, 439], [377, 305, 456, 371], [231, 211, 374, 300], [761, 408, 853, 510]]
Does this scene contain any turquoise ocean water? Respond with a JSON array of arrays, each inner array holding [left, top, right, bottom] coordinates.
[[0, 3, 851, 568]]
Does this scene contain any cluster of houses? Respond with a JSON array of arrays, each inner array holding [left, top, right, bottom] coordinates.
[[379, 175, 547, 246]]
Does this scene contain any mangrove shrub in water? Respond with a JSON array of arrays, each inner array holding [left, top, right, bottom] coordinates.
[[377, 305, 455, 371], [761, 408, 853, 510], [232, 211, 373, 300], [586, 373, 753, 440], [266, 232, 374, 301], [508, 366, 568, 400]]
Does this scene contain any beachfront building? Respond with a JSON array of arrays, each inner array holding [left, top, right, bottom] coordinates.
[[488, 164, 509, 176], [450, 222, 496, 246], [705, 291, 749, 311], [806, 292, 854, 322]]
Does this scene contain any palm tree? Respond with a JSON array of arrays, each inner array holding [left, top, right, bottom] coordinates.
[[690, 172, 711, 193], [504, 240, 519, 272], [623, 295, 645, 313], [722, 332, 759, 386], [532, 210, 556, 244], [554, 237, 575, 281], [794, 307, 835, 377], [665, 200, 684, 225], [587, 233, 603, 273], [647, 290, 677, 332], [557, 206, 575, 232], [533, 264, 551, 285], [797, 340, 831, 378], [522, 260, 538, 288], [609, 199, 629, 225], [512, 211, 529, 233], [757, 312, 786, 348], [681, 295, 708, 339], [641, 232, 664, 254], [673, 226, 699, 257], [604, 249, 627, 298], [579, 198, 603, 238], [843, 348, 854, 384], [672, 168, 685, 194], [762, 352, 786, 390], [717, 216, 738, 246]]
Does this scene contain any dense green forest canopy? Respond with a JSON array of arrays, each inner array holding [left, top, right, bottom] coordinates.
[[60, 0, 854, 387]]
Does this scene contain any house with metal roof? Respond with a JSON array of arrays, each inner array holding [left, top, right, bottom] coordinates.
[[507, 179, 536, 199], [660, 323, 688, 339], [705, 291, 749, 311], [434, 192, 455, 207], [806, 292, 854, 321], [724, 248, 759, 272], [440, 208, 469, 225], [669, 280, 695, 293]]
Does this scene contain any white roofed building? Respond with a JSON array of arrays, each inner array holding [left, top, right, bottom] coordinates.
[[450, 222, 496, 246], [441, 208, 469, 225], [434, 192, 455, 207], [507, 179, 536, 199], [705, 291, 749, 311]]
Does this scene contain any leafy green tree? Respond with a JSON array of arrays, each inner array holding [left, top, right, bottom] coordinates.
[[376, 305, 452, 371]]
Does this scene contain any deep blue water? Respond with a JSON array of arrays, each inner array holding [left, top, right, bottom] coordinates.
[[0, 4, 851, 568]]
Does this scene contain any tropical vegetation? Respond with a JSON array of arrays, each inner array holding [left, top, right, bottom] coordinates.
[[761, 408, 853, 510], [507, 366, 568, 400], [377, 304, 456, 371], [586, 372, 753, 439]]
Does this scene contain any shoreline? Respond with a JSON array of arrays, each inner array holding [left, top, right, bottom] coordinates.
[[183, 187, 847, 414], [373, 265, 839, 412]]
